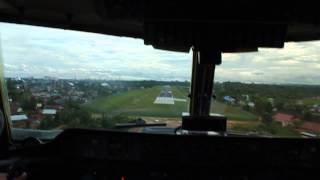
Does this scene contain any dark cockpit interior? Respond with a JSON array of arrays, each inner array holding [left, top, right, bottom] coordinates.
[[1, 0, 320, 179]]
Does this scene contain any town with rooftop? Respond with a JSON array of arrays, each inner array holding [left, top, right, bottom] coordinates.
[[7, 76, 320, 138]]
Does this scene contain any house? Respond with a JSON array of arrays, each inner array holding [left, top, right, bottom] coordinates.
[[42, 109, 57, 115], [273, 113, 295, 127], [36, 103, 42, 109], [101, 82, 110, 87], [248, 102, 255, 108], [11, 114, 28, 121], [311, 104, 320, 113], [11, 114, 28, 128], [223, 96, 236, 104], [46, 105, 63, 110], [297, 122, 320, 133], [32, 92, 51, 98], [27, 113, 44, 129], [10, 103, 20, 114], [68, 82, 74, 87], [29, 113, 45, 121], [242, 94, 250, 101], [17, 107, 23, 113], [74, 91, 85, 96]]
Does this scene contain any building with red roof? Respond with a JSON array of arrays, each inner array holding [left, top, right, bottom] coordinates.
[[29, 113, 45, 121], [273, 113, 295, 127], [45, 105, 64, 110], [297, 122, 320, 133], [10, 103, 19, 114]]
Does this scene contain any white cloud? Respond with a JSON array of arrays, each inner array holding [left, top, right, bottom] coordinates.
[[1, 22, 320, 84], [276, 60, 300, 65], [0, 22, 192, 81]]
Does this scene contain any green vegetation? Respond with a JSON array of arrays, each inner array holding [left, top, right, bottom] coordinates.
[[211, 101, 258, 121], [40, 100, 130, 130], [215, 82, 320, 102], [258, 123, 300, 137], [301, 97, 320, 106], [9, 77, 320, 138], [302, 98, 320, 105], [232, 122, 300, 137]]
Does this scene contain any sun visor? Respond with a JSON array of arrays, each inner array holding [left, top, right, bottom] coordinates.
[[144, 21, 287, 53]]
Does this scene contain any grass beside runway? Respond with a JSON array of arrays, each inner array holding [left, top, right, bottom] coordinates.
[[86, 86, 189, 117], [86, 85, 257, 122]]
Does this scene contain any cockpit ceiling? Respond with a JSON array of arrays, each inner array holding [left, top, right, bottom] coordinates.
[[1, 0, 320, 52]]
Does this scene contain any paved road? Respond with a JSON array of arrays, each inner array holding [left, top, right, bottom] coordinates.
[[154, 86, 174, 105]]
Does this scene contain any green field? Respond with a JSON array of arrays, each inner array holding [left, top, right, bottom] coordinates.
[[86, 85, 257, 122], [211, 101, 258, 121], [86, 86, 189, 117], [301, 97, 320, 105]]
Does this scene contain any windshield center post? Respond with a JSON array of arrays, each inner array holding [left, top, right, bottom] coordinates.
[[181, 48, 227, 133]]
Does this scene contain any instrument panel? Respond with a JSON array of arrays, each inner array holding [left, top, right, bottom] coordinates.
[[7, 128, 320, 179]]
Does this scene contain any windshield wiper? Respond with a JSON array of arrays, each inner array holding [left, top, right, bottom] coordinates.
[[114, 122, 167, 129], [114, 117, 167, 129], [11, 128, 62, 141]]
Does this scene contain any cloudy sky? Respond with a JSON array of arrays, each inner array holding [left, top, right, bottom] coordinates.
[[1, 22, 320, 84]]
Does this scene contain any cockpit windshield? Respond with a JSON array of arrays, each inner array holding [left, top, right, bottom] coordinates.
[[1, 22, 320, 139]]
